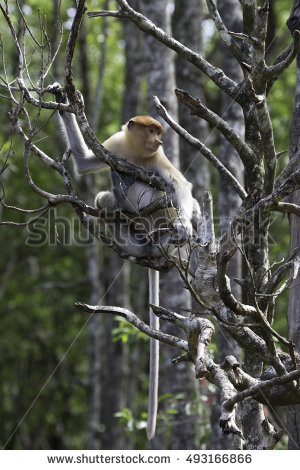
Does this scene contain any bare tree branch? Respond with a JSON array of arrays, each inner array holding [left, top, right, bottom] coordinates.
[[154, 96, 247, 199], [206, 0, 246, 65], [264, 30, 300, 79], [275, 150, 300, 188], [217, 247, 257, 317], [223, 369, 300, 410], [175, 88, 255, 169], [242, 169, 300, 216], [75, 302, 189, 352]]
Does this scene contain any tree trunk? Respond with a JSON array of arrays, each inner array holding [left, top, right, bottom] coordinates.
[[287, 52, 300, 451], [122, 0, 143, 123], [51, 0, 63, 83], [100, 6, 144, 445], [139, 0, 179, 164], [139, 0, 193, 449], [101, 254, 130, 449], [76, 32, 104, 450], [78, 16, 91, 117], [211, 0, 243, 450], [172, 0, 210, 449], [172, 0, 210, 204], [86, 237, 103, 449], [91, 0, 109, 133]]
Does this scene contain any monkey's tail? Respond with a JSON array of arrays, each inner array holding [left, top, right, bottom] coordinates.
[[146, 268, 160, 441]]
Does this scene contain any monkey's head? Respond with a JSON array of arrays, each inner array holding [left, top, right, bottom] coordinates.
[[126, 116, 163, 157]]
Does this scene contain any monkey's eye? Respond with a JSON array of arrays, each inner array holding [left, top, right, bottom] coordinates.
[[149, 129, 154, 134]]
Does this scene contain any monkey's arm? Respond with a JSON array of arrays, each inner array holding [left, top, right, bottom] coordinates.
[[171, 181, 196, 240], [59, 111, 108, 175], [155, 157, 196, 238], [49, 82, 107, 175]]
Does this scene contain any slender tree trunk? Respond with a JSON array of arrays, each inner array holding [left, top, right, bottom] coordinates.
[[101, 5, 144, 447], [139, 0, 179, 164], [76, 29, 104, 450], [78, 17, 91, 117], [211, 0, 243, 450], [12, 0, 25, 78], [91, 0, 109, 133], [239, 1, 272, 448], [172, 0, 210, 204], [172, 0, 210, 449], [101, 254, 130, 449], [122, 0, 143, 123], [86, 238, 103, 449], [287, 52, 300, 450], [50, 0, 65, 155], [51, 0, 63, 83], [139, 0, 195, 449]]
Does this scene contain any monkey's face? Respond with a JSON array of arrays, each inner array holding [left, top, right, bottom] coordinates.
[[127, 119, 163, 158], [144, 126, 163, 154]]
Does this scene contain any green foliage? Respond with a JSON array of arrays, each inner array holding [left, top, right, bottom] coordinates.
[[114, 408, 147, 434], [0, 0, 124, 449], [112, 316, 148, 343]]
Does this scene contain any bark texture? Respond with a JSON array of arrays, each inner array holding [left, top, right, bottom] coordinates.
[[287, 53, 300, 451]]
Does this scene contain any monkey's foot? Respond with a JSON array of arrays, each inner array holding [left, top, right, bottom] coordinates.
[[170, 218, 194, 245], [47, 82, 66, 104]]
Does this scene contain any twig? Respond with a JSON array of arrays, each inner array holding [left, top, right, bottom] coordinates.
[[0, 206, 49, 227]]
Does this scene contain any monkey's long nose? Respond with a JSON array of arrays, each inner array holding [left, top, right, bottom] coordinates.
[[156, 139, 163, 145]]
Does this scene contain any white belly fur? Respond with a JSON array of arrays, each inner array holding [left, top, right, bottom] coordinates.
[[123, 182, 162, 212]]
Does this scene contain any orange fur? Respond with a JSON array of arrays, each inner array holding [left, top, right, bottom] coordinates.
[[129, 115, 163, 132]]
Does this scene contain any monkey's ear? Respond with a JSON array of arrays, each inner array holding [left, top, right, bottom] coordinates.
[[128, 120, 135, 131]]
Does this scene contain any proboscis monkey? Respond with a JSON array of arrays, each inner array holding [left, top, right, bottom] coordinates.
[[49, 83, 200, 439]]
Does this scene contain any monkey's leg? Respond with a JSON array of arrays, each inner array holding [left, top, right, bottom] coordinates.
[[111, 170, 136, 209], [147, 269, 159, 441], [95, 190, 115, 211], [95, 191, 160, 257], [95, 196, 186, 258]]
